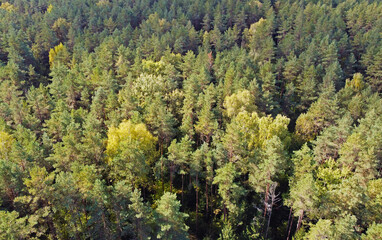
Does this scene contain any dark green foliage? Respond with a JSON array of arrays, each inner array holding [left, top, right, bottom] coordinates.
[[0, 0, 381, 239]]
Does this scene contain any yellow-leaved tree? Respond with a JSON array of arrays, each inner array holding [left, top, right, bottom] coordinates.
[[48, 43, 70, 67], [223, 89, 258, 118], [106, 120, 158, 186], [0, 2, 16, 12], [0, 131, 14, 160]]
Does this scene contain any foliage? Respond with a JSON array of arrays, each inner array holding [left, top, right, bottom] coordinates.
[[0, 0, 381, 239]]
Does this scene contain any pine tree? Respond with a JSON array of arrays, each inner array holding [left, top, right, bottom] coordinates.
[[144, 95, 177, 152], [195, 84, 218, 143], [155, 192, 189, 240], [167, 136, 193, 196], [248, 136, 287, 228], [295, 78, 340, 141], [129, 188, 153, 240], [213, 162, 245, 223], [286, 144, 316, 232], [259, 62, 280, 115], [366, 48, 382, 92]]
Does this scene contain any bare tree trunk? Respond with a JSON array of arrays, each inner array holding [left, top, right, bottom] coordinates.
[[116, 208, 122, 240], [161, 158, 164, 192], [170, 163, 174, 192], [181, 174, 184, 206], [195, 174, 199, 235], [286, 207, 293, 240], [296, 210, 303, 232], [265, 183, 280, 239], [223, 204, 227, 222], [264, 183, 270, 218], [265, 206, 272, 239], [205, 181, 209, 214], [102, 211, 109, 239]]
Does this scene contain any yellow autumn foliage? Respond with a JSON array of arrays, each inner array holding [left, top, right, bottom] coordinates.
[[106, 120, 157, 164], [48, 43, 69, 67], [46, 4, 53, 13], [0, 2, 15, 12], [0, 131, 14, 160]]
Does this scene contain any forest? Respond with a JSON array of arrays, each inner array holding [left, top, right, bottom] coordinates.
[[0, 0, 381, 239]]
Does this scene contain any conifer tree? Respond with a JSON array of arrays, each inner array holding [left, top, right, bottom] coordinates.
[[155, 192, 189, 240]]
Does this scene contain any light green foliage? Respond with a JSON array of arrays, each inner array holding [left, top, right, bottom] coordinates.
[[218, 222, 237, 240], [144, 95, 177, 146], [213, 162, 245, 221], [195, 84, 218, 143], [249, 136, 287, 195], [287, 145, 316, 212], [0, 130, 14, 160], [362, 223, 382, 240], [306, 215, 358, 240], [365, 179, 382, 223], [129, 189, 153, 240], [155, 192, 189, 239], [0, 0, 381, 239], [224, 89, 257, 118], [305, 219, 332, 240], [0, 211, 33, 239], [245, 17, 275, 63], [106, 120, 158, 185], [14, 166, 55, 239], [49, 43, 70, 67], [168, 135, 193, 175], [223, 111, 290, 172], [295, 80, 340, 141]]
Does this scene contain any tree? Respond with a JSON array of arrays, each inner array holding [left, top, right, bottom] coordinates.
[[259, 61, 280, 115], [365, 48, 382, 92], [105, 120, 158, 186], [305, 214, 358, 240], [313, 114, 353, 164], [195, 84, 218, 143], [213, 162, 245, 222], [295, 78, 340, 141], [362, 223, 382, 240], [222, 111, 290, 173], [129, 188, 153, 240], [245, 17, 275, 63], [249, 136, 287, 230], [286, 144, 316, 232], [10, 125, 44, 171], [15, 166, 56, 239], [49, 43, 70, 67], [167, 135, 193, 196], [338, 106, 382, 183], [26, 84, 53, 124], [144, 95, 177, 152], [297, 65, 318, 112], [155, 192, 189, 240], [0, 211, 34, 239], [223, 89, 257, 118]]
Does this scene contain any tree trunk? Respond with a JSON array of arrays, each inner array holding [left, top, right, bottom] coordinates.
[[223, 203, 227, 222], [296, 210, 303, 232], [286, 207, 293, 240], [205, 181, 209, 214], [170, 163, 174, 192], [181, 174, 184, 206], [116, 208, 122, 240], [102, 211, 109, 238], [161, 158, 164, 192], [264, 183, 270, 218], [195, 174, 199, 235], [265, 204, 272, 239]]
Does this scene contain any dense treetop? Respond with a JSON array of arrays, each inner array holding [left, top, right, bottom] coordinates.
[[0, 0, 381, 239]]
